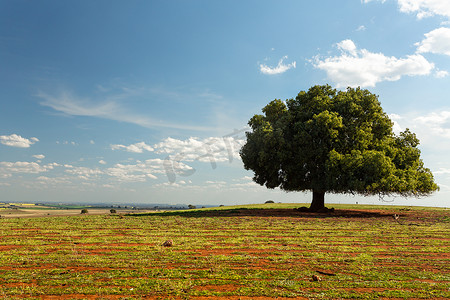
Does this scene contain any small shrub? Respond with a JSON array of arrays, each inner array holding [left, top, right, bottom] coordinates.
[[81, 209, 88, 214], [265, 200, 274, 204], [110, 209, 117, 214]]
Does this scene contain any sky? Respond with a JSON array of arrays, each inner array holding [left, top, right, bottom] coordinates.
[[1, 0, 450, 207]]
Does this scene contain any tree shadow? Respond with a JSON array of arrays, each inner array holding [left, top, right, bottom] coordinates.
[[128, 208, 395, 219]]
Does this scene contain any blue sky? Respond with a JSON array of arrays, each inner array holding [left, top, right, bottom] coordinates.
[[1, 0, 450, 207]]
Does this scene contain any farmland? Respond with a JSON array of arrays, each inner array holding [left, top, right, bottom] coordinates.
[[0, 203, 448, 299]]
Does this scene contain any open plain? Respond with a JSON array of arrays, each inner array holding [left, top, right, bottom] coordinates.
[[0, 203, 448, 299]]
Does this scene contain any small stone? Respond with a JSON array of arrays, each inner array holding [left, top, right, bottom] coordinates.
[[312, 275, 321, 281], [163, 240, 173, 247]]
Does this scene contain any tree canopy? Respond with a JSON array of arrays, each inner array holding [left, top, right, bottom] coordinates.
[[240, 85, 439, 211]]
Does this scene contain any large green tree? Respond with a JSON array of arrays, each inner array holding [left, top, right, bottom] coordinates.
[[240, 85, 438, 212]]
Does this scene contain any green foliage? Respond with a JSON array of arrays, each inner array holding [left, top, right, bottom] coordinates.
[[81, 208, 88, 214], [241, 85, 438, 202]]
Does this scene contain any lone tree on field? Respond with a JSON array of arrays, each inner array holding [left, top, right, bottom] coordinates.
[[240, 85, 438, 212]]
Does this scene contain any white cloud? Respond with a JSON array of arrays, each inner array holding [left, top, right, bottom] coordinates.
[[205, 180, 227, 185], [397, 0, 450, 19], [32, 154, 45, 160], [64, 166, 103, 180], [105, 165, 148, 182], [105, 159, 179, 182], [313, 39, 435, 87], [36, 176, 72, 186], [154, 136, 245, 164], [111, 142, 154, 153], [337, 39, 358, 56], [0, 161, 59, 175], [416, 27, 450, 56], [99, 160, 107, 165], [61, 159, 182, 183], [435, 70, 449, 78], [364, 0, 450, 19], [260, 56, 296, 75], [0, 134, 39, 148]]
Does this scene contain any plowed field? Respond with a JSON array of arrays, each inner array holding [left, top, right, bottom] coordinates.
[[0, 204, 448, 299]]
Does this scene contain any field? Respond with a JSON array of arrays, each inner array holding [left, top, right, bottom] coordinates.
[[0, 203, 448, 299], [0, 203, 154, 219]]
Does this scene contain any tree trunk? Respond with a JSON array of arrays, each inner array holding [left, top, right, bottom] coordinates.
[[309, 190, 325, 212]]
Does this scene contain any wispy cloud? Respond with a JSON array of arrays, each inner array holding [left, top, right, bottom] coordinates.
[[37, 90, 210, 132], [356, 25, 367, 31], [0, 134, 39, 148], [313, 39, 434, 87], [260, 56, 296, 75]]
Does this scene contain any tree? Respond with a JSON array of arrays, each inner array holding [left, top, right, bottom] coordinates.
[[240, 85, 438, 212]]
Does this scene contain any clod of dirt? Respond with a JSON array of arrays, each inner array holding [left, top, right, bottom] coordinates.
[[163, 240, 173, 247], [312, 275, 321, 281]]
